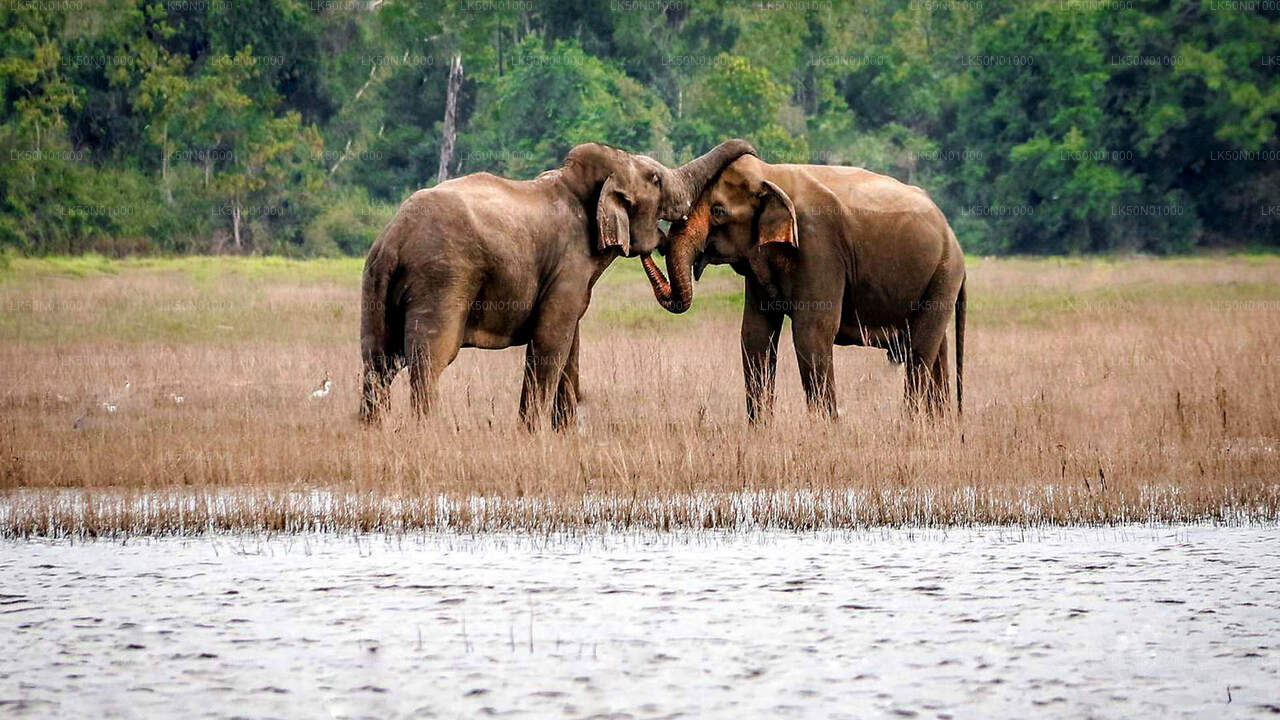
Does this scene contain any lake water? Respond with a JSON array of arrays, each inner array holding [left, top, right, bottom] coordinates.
[[3, 527, 1278, 718]]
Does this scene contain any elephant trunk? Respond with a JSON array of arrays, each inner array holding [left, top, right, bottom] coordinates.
[[642, 198, 711, 314], [670, 139, 755, 212]]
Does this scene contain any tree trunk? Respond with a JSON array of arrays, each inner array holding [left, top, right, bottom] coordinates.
[[232, 200, 242, 250], [161, 122, 172, 205], [329, 138, 353, 176], [436, 53, 463, 184]]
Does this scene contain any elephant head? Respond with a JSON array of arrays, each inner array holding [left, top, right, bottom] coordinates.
[[642, 154, 797, 313], [562, 139, 756, 259]]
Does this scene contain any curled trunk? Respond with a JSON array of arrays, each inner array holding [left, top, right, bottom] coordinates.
[[645, 139, 753, 313], [642, 198, 711, 314]]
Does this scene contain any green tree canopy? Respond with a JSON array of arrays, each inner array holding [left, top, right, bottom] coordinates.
[[467, 36, 670, 177], [2, 0, 1277, 256]]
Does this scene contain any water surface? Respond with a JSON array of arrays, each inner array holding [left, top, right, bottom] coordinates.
[[2, 527, 1278, 718]]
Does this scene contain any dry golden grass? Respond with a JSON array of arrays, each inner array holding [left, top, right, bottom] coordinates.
[[1, 254, 1278, 536]]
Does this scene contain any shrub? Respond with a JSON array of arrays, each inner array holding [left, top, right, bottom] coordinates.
[[302, 187, 396, 257]]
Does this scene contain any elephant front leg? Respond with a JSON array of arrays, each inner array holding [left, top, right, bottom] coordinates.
[[519, 302, 580, 432], [742, 283, 783, 425], [551, 325, 581, 432], [792, 310, 839, 419]]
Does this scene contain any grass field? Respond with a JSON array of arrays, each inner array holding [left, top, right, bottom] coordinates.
[[1, 253, 1278, 536]]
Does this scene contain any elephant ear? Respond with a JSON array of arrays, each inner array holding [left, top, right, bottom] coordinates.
[[596, 174, 631, 255], [755, 180, 799, 249]]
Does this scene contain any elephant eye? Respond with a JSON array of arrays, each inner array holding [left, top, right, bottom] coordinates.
[[711, 204, 728, 218]]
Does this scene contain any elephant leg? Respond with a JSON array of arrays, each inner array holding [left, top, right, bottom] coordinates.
[[551, 325, 581, 432], [742, 281, 783, 425], [904, 354, 931, 414], [360, 352, 401, 424], [404, 296, 469, 419], [519, 341, 571, 432], [928, 335, 950, 415], [904, 265, 963, 414], [519, 295, 581, 432], [792, 309, 839, 419]]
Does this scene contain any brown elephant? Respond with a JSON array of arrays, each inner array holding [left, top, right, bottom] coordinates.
[[360, 139, 756, 430], [641, 154, 966, 422]]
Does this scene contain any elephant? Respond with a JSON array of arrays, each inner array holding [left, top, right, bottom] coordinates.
[[640, 153, 966, 422], [359, 139, 757, 430]]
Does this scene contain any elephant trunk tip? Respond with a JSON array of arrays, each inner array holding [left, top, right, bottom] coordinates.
[[642, 202, 707, 315], [641, 253, 691, 314]]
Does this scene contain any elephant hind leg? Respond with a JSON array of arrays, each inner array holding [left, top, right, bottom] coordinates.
[[360, 353, 402, 424], [404, 296, 470, 419], [928, 335, 950, 415], [903, 345, 948, 416], [360, 292, 406, 424], [903, 267, 962, 415], [904, 354, 929, 415]]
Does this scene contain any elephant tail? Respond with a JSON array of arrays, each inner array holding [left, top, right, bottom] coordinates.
[[361, 240, 398, 360], [955, 275, 966, 416], [360, 238, 400, 421]]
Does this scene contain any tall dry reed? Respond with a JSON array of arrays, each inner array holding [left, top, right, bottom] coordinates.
[[1, 256, 1277, 536]]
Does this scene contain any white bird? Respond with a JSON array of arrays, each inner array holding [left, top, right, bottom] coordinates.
[[309, 378, 332, 401], [93, 379, 131, 415], [169, 393, 184, 405]]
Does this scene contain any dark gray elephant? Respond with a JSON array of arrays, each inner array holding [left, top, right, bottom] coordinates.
[[360, 139, 756, 430], [641, 154, 966, 421]]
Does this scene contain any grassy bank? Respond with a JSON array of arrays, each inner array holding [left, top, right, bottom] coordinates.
[[2, 254, 1278, 535]]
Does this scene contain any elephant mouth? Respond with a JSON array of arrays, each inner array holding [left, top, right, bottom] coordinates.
[[655, 225, 674, 256], [693, 249, 730, 280], [625, 240, 658, 259], [656, 229, 719, 281], [692, 250, 709, 281]]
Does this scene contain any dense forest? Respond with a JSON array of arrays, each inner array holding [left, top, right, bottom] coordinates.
[[2, 0, 1278, 257]]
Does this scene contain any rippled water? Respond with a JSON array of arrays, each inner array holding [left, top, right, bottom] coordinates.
[[3, 527, 1279, 718]]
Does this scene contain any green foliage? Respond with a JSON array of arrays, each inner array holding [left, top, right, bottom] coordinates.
[[467, 36, 670, 176], [303, 188, 396, 257], [1, 2, 79, 251], [674, 53, 807, 162], [937, 0, 1277, 253], [2, 0, 1278, 256]]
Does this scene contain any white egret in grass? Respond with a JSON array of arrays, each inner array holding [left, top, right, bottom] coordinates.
[[309, 376, 332, 401]]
